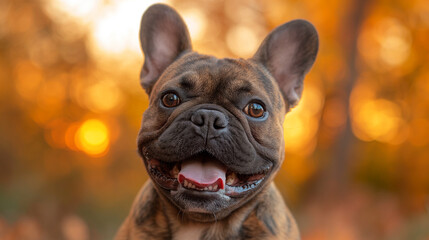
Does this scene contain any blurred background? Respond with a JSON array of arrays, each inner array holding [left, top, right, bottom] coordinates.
[[0, 0, 428, 239]]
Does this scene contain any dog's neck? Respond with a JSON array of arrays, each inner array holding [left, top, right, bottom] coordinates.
[[155, 182, 265, 239], [173, 223, 206, 240]]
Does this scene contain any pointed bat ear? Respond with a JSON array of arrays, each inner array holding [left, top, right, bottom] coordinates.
[[139, 4, 192, 95], [252, 20, 319, 109]]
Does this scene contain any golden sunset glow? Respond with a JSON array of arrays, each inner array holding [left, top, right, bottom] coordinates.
[[13, 61, 44, 100], [44, 0, 168, 57], [75, 119, 110, 157], [351, 99, 402, 142], [376, 18, 411, 67], [283, 83, 323, 155], [349, 79, 409, 144], [226, 25, 260, 57], [358, 17, 412, 70], [84, 80, 124, 113], [182, 8, 207, 41]]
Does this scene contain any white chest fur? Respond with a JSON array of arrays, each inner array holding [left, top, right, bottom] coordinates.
[[173, 224, 207, 240]]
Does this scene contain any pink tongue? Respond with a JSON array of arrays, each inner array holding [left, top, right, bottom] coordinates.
[[178, 160, 226, 189]]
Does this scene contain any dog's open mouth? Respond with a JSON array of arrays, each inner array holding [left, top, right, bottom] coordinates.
[[146, 152, 268, 196]]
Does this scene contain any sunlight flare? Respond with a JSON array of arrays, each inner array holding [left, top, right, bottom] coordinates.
[[75, 119, 110, 157]]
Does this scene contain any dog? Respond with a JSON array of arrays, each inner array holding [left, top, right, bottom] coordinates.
[[115, 4, 318, 240]]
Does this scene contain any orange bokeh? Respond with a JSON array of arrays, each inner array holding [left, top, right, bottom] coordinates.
[[74, 119, 110, 157]]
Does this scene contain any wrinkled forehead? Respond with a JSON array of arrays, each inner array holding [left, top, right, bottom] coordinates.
[[153, 52, 284, 110]]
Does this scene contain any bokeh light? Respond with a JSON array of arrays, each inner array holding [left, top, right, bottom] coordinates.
[[182, 8, 207, 41], [358, 17, 412, 70], [351, 98, 405, 143], [13, 61, 44, 100], [377, 19, 412, 67], [44, 0, 168, 59], [46, 0, 102, 23], [226, 25, 260, 57], [350, 81, 408, 144], [61, 215, 89, 240], [75, 119, 110, 157], [283, 83, 324, 155], [79, 80, 124, 113]]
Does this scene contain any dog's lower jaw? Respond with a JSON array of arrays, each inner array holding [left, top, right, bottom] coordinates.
[[156, 183, 244, 223], [114, 181, 300, 240]]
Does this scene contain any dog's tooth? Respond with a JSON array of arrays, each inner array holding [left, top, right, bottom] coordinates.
[[204, 187, 208, 190], [191, 184, 196, 189], [172, 165, 179, 178], [213, 185, 218, 191], [226, 172, 237, 185], [184, 180, 188, 187], [208, 186, 213, 191]]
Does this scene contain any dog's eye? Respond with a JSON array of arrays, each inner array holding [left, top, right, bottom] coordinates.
[[161, 93, 181, 108], [244, 102, 265, 118]]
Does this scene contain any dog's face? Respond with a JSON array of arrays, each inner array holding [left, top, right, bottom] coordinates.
[[137, 4, 318, 222]]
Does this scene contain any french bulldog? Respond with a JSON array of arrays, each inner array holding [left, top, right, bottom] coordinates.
[[115, 3, 318, 240]]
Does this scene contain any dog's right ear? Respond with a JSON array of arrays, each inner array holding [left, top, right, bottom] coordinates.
[[139, 4, 192, 95]]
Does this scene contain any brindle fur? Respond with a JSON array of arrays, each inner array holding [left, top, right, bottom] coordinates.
[[115, 182, 299, 240], [115, 4, 318, 240]]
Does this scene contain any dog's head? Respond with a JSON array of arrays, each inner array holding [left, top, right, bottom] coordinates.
[[137, 4, 318, 221]]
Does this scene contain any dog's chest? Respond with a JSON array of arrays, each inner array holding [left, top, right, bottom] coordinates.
[[173, 223, 207, 240]]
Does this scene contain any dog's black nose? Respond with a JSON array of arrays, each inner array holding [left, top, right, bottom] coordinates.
[[191, 109, 228, 131]]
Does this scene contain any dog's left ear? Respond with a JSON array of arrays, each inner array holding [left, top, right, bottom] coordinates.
[[253, 20, 318, 109], [139, 4, 192, 95]]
